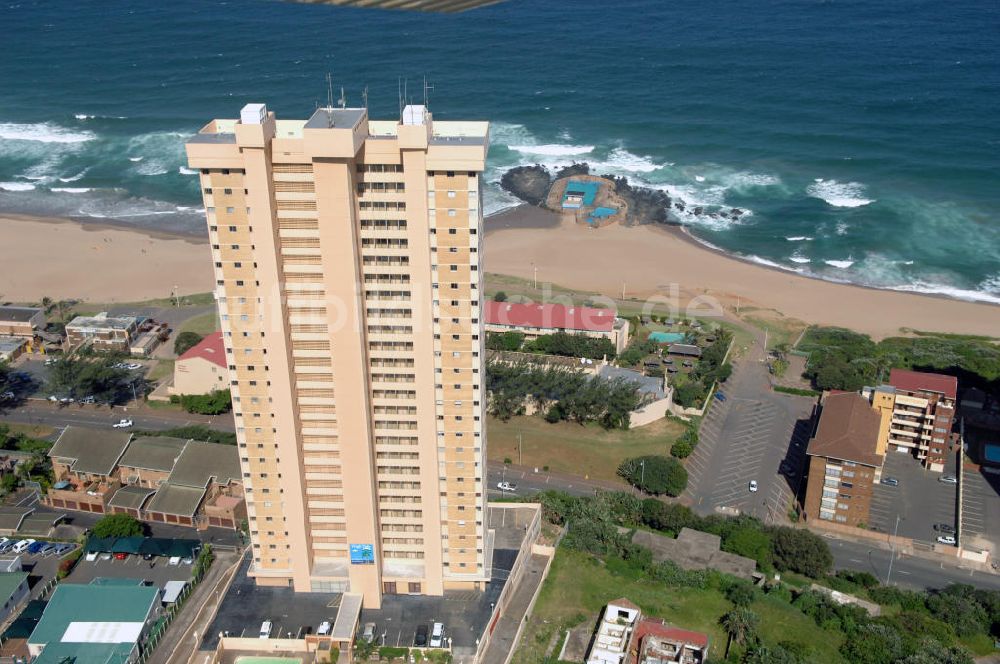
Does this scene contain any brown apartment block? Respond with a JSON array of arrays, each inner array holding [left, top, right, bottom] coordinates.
[[804, 392, 885, 527], [862, 369, 957, 472], [185, 102, 491, 606]]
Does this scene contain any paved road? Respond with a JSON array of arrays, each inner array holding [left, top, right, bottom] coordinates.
[[0, 400, 235, 434], [823, 532, 1000, 592], [685, 337, 815, 522]]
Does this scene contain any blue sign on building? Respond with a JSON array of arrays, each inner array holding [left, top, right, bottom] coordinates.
[[349, 543, 375, 565]]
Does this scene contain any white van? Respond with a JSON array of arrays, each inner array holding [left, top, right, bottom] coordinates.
[[259, 621, 272, 639], [317, 621, 332, 636], [430, 622, 445, 648], [12, 539, 34, 554]]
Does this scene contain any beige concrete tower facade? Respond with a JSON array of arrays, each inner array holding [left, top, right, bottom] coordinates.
[[186, 102, 491, 607]]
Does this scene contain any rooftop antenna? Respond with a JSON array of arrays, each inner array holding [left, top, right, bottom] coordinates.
[[397, 77, 404, 119], [325, 73, 334, 110], [338, 86, 346, 109], [403, 78, 409, 109], [423, 76, 434, 108]]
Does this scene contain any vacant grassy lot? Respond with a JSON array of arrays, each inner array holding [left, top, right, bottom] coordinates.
[[486, 415, 683, 482], [177, 311, 219, 337], [513, 547, 848, 664], [147, 359, 174, 382], [0, 421, 56, 440]]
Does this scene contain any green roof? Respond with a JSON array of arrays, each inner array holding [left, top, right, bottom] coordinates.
[[0, 572, 27, 601], [90, 577, 146, 586], [168, 440, 241, 487], [118, 436, 188, 473], [28, 583, 157, 647], [48, 426, 132, 476], [33, 641, 134, 664]]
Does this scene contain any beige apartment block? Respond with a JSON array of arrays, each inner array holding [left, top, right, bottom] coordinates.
[[186, 102, 492, 607]]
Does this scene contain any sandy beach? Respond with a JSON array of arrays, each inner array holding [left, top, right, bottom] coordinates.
[[0, 209, 996, 339], [485, 207, 999, 339], [0, 214, 213, 303]]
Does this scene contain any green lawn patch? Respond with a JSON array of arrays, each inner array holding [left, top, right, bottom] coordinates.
[[178, 311, 220, 337]]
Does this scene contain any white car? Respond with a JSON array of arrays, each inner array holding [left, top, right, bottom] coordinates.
[[939, 475, 958, 485], [85, 551, 99, 562], [168, 556, 181, 566], [0, 391, 15, 400], [12, 539, 35, 553], [497, 481, 517, 492], [430, 622, 445, 648], [937, 535, 957, 546], [48, 395, 59, 402], [126, 363, 143, 371], [259, 620, 272, 639], [112, 419, 133, 429], [748, 480, 758, 493]]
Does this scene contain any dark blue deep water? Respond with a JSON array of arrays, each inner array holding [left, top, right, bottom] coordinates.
[[2, 0, 999, 302]]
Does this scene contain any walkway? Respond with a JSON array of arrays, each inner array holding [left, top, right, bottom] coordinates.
[[480, 553, 551, 664]]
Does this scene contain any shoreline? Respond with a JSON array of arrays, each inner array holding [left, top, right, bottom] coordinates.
[[1, 207, 997, 338]]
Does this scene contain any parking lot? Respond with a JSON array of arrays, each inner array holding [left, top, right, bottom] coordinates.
[[961, 465, 1000, 554], [868, 450, 959, 544], [67, 553, 194, 588], [0, 540, 80, 599]]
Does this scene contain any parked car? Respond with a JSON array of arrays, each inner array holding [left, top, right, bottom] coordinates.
[[81, 395, 96, 404], [113, 552, 128, 560], [85, 551, 99, 562], [12, 539, 35, 553], [748, 480, 758, 493], [168, 556, 181, 566], [0, 391, 15, 400], [714, 391, 727, 402], [937, 535, 957, 546], [142, 553, 154, 561], [414, 624, 428, 647], [181, 557, 193, 565], [99, 552, 112, 561], [939, 475, 958, 484], [259, 621, 272, 639], [317, 621, 332, 636], [361, 622, 377, 643], [496, 481, 517, 492], [430, 622, 445, 648], [880, 477, 899, 487], [126, 363, 143, 370], [934, 523, 957, 534], [39, 543, 56, 556], [112, 419, 133, 429], [47, 395, 59, 402], [53, 543, 73, 554]]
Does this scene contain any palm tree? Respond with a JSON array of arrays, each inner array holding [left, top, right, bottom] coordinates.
[[40, 296, 53, 313], [721, 607, 759, 658]]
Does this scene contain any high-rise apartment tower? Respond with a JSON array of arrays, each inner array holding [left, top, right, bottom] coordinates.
[[185, 102, 492, 607]]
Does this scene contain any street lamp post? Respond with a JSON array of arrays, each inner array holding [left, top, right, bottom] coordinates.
[[886, 514, 901, 585]]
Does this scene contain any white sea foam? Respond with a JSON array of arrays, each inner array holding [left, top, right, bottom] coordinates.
[[807, 179, 874, 208], [789, 255, 811, 264], [178, 167, 199, 175], [888, 282, 1000, 306], [695, 175, 706, 182], [0, 122, 95, 144], [74, 114, 126, 120], [508, 144, 594, 156], [824, 259, 855, 269], [745, 255, 804, 273], [835, 221, 849, 236], [59, 170, 88, 182], [74, 114, 94, 120], [0, 182, 36, 192], [51, 187, 91, 193], [138, 168, 169, 176], [785, 236, 814, 241], [598, 148, 662, 173], [129, 157, 144, 162]]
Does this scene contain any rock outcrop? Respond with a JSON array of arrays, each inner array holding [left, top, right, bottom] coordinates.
[[600, 174, 672, 226], [499, 165, 551, 206]]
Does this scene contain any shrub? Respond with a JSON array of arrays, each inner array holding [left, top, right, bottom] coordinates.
[[379, 647, 409, 660], [670, 438, 693, 458], [178, 389, 231, 415], [767, 526, 832, 578], [618, 455, 687, 496], [91, 513, 144, 538], [493, 291, 507, 302], [173, 331, 204, 356], [725, 581, 759, 607]]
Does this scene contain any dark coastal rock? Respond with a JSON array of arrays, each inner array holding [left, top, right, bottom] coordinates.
[[674, 201, 686, 212], [730, 208, 744, 217], [599, 173, 672, 226], [555, 163, 590, 179], [499, 165, 552, 206], [693, 206, 704, 216]]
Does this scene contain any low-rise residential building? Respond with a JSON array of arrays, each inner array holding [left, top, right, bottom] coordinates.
[[27, 581, 160, 663], [65, 312, 140, 352], [588, 598, 641, 664], [0, 336, 28, 362], [0, 306, 44, 339], [804, 392, 885, 527], [0, 571, 29, 625], [485, 301, 631, 353], [44, 426, 245, 529], [629, 619, 708, 664], [169, 331, 228, 396], [862, 369, 957, 472]]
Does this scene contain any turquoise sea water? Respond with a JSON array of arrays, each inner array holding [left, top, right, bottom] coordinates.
[[1, 0, 998, 303]]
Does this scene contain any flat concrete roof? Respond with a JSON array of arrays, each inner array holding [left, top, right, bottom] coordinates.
[[305, 107, 366, 130], [331, 593, 363, 640], [48, 427, 132, 477]]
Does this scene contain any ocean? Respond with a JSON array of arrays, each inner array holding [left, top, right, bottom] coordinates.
[[2, 0, 999, 304]]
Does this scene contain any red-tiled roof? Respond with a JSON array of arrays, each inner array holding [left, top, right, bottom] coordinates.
[[178, 331, 226, 368], [484, 301, 615, 332], [889, 369, 957, 399], [632, 618, 709, 649], [807, 392, 883, 467]]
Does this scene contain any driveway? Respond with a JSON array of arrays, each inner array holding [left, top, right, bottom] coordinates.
[[961, 465, 1000, 554]]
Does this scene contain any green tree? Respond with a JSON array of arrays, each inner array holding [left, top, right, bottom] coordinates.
[[640, 500, 695, 533], [135, 425, 237, 445], [617, 455, 687, 496], [47, 356, 135, 403], [493, 291, 508, 302], [721, 607, 759, 658], [724, 527, 773, 570], [174, 331, 204, 356], [901, 642, 974, 664], [926, 585, 990, 637], [726, 581, 759, 607], [486, 331, 525, 352], [91, 513, 145, 538], [177, 389, 232, 415], [742, 643, 801, 664], [768, 526, 832, 578]]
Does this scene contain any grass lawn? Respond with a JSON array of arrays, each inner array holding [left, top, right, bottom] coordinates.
[[79, 292, 215, 310], [147, 359, 174, 382], [958, 632, 997, 656], [486, 415, 683, 482], [741, 310, 808, 350], [0, 421, 56, 440], [178, 311, 219, 336], [514, 547, 849, 664]]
